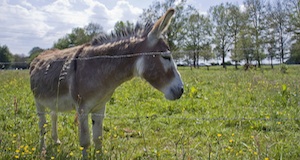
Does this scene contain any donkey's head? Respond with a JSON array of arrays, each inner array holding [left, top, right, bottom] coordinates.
[[135, 9, 183, 100]]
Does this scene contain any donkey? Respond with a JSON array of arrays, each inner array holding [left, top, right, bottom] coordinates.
[[30, 8, 183, 156]]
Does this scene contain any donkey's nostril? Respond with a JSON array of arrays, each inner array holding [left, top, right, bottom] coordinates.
[[180, 87, 184, 94]]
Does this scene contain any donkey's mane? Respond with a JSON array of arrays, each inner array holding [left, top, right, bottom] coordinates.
[[91, 22, 153, 46]]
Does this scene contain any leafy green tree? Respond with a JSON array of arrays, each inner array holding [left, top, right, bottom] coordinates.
[[286, 0, 300, 31], [265, 32, 277, 68], [114, 21, 134, 34], [288, 40, 300, 64], [28, 47, 44, 62], [234, 29, 255, 64], [244, 0, 268, 67], [53, 36, 70, 49], [184, 6, 212, 68], [266, 0, 290, 64], [85, 22, 103, 39], [139, 0, 188, 54], [209, 3, 234, 69], [227, 3, 244, 69], [0, 44, 13, 69], [54, 23, 104, 49]]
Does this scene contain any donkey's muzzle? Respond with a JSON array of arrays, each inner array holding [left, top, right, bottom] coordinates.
[[166, 85, 184, 100]]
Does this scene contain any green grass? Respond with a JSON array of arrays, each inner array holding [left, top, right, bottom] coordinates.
[[1, 65, 300, 159]]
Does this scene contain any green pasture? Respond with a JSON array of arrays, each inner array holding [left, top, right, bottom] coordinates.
[[0, 65, 300, 159]]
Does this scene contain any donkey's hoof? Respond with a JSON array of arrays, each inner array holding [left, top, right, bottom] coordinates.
[[55, 139, 61, 145]]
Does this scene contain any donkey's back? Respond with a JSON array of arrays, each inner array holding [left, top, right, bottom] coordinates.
[[30, 45, 84, 99]]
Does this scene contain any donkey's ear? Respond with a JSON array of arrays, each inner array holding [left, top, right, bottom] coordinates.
[[147, 8, 175, 43]]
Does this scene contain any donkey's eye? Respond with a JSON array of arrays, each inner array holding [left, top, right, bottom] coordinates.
[[162, 56, 171, 61]]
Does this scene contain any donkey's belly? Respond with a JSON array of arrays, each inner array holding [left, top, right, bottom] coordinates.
[[37, 94, 75, 112]]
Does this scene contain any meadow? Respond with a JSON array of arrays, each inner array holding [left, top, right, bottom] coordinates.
[[0, 65, 299, 159]]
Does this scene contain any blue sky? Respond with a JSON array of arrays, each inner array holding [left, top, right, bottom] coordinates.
[[0, 0, 244, 55]]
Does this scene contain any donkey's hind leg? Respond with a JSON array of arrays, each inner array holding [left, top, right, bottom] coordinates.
[[36, 102, 47, 151], [78, 108, 90, 157], [51, 111, 61, 144]]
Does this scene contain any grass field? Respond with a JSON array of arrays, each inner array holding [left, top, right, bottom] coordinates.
[[0, 65, 300, 159]]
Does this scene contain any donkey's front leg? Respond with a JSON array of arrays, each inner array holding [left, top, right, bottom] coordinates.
[[91, 106, 106, 152], [50, 111, 61, 144], [78, 109, 90, 157]]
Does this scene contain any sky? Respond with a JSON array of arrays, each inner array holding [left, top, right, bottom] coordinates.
[[0, 0, 244, 55]]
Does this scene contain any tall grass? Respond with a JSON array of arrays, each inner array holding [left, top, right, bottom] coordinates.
[[0, 65, 299, 159]]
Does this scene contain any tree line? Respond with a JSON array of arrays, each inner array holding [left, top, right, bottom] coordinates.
[[1, 0, 300, 69]]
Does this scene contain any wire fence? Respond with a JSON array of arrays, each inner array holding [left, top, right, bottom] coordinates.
[[0, 51, 299, 159]]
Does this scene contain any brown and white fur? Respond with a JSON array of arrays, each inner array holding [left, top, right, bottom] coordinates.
[[30, 8, 183, 156]]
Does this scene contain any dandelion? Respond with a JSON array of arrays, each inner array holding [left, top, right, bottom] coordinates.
[[229, 139, 234, 143], [13, 134, 17, 138], [217, 133, 222, 137], [254, 152, 258, 155], [31, 147, 36, 151], [15, 149, 20, 153], [265, 116, 270, 120], [231, 133, 234, 136], [14, 155, 19, 159], [264, 158, 269, 160], [277, 122, 281, 125], [69, 152, 74, 156], [79, 147, 84, 151], [51, 157, 55, 160]]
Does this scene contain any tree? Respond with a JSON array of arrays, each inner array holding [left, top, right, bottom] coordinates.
[[114, 21, 134, 34], [54, 23, 104, 49], [227, 3, 244, 69], [288, 40, 300, 64], [28, 47, 44, 62], [235, 29, 255, 64], [286, 0, 300, 32], [0, 44, 13, 69], [84, 23, 103, 39], [244, 0, 268, 67], [209, 3, 234, 69], [139, 0, 188, 55], [184, 6, 212, 68], [266, 0, 290, 64]]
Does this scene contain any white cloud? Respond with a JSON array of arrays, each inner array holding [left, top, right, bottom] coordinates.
[[0, 0, 144, 55]]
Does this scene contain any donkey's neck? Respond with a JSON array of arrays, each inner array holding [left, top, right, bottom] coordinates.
[[73, 42, 142, 104]]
